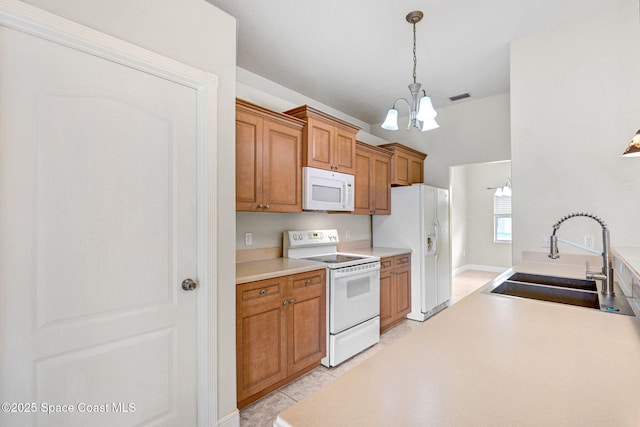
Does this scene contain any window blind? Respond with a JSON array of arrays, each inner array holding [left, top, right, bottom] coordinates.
[[494, 195, 512, 215]]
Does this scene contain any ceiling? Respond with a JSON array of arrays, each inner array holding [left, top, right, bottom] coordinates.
[[206, 0, 627, 125]]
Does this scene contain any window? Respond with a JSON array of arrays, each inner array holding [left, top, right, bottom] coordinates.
[[494, 192, 512, 243]]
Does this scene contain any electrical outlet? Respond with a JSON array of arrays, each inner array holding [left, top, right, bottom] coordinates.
[[584, 235, 594, 249], [345, 229, 351, 239], [541, 234, 550, 248], [244, 232, 253, 246]]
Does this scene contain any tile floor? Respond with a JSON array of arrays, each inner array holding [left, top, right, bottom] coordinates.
[[239, 270, 500, 427], [449, 269, 502, 304]]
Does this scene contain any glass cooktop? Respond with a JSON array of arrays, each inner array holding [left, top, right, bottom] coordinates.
[[303, 254, 369, 264]]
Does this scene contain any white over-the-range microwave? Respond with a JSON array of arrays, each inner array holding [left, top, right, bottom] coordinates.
[[302, 166, 354, 212]]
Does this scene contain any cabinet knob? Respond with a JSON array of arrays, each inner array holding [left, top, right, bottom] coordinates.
[[305, 279, 311, 286], [283, 300, 288, 306], [265, 204, 270, 209], [257, 203, 264, 208], [289, 299, 295, 305], [259, 289, 266, 295]]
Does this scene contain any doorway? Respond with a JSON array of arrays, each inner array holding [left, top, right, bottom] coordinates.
[[449, 161, 512, 303]]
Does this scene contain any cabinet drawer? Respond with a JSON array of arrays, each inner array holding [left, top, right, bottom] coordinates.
[[237, 278, 285, 308], [380, 257, 393, 272], [394, 254, 411, 269], [291, 270, 326, 297]]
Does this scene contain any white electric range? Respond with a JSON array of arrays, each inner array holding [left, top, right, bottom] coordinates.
[[284, 229, 380, 367]]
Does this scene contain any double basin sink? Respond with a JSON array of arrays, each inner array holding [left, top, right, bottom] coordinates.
[[487, 272, 635, 316]]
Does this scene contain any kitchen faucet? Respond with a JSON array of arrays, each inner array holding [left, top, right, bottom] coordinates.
[[548, 212, 614, 295]]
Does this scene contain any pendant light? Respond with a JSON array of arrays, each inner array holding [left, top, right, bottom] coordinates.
[[381, 11, 438, 132], [622, 130, 640, 157]]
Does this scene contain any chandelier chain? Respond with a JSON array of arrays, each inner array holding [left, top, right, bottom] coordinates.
[[412, 22, 417, 84]]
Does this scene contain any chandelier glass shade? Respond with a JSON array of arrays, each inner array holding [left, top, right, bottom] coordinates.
[[622, 130, 640, 157], [381, 11, 438, 132]]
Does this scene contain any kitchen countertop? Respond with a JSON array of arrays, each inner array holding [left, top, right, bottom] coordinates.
[[342, 246, 412, 258], [236, 247, 410, 284], [275, 262, 640, 427], [236, 258, 325, 284]]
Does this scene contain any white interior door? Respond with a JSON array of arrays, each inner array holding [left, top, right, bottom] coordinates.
[[0, 16, 200, 427]]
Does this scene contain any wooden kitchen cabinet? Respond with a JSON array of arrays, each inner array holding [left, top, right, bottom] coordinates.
[[236, 99, 305, 212], [379, 253, 412, 332], [284, 105, 360, 175], [378, 142, 427, 186], [236, 269, 326, 408], [354, 141, 392, 215]]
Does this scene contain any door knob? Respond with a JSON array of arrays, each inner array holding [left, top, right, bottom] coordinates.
[[181, 278, 197, 291]]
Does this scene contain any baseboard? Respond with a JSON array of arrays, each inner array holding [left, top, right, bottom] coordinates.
[[217, 409, 240, 427], [453, 264, 509, 275]]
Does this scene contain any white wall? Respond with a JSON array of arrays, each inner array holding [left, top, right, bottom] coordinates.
[[372, 93, 511, 188], [510, 0, 640, 263], [450, 166, 468, 269], [467, 162, 512, 268], [21, 0, 239, 420], [451, 161, 512, 271], [237, 212, 371, 250]]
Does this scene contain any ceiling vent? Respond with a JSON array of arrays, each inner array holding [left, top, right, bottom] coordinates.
[[449, 93, 470, 101]]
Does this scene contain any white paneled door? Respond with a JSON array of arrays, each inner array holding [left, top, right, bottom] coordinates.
[[0, 5, 209, 427]]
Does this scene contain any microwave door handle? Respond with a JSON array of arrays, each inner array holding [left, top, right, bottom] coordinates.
[[342, 182, 348, 208]]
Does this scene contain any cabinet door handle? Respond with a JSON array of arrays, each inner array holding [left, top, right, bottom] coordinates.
[[283, 300, 288, 306], [289, 299, 295, 305]]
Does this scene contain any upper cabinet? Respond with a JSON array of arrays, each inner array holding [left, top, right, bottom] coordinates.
[[378, 143, 427, 186], [284, 105, 360, 175], [354, 142, 392, 215], [236, 99, 306, 212]]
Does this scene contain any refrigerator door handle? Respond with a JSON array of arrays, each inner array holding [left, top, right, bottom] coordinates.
[[434, 221, 440, 258]]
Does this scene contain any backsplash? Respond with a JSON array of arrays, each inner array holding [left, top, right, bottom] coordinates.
[[236, 211, 371, 252]]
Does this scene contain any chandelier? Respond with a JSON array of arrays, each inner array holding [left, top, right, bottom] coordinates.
[[381, 11, 438, 132], [622, 130, 640, 157]]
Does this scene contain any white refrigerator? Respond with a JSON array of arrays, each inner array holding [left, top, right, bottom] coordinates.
[[372, 184, 451, 321]]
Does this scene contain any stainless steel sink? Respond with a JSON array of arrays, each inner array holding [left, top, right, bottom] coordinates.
[[506, 272, 597, 292], [487, 273, 635, 316]]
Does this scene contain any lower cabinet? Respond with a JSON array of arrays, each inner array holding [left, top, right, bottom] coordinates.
[[380, 254, 412, 333], [236, 269, 326, 408]]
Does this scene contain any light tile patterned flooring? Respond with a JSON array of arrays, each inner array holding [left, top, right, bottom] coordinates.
[[239, 270, 500, 427]]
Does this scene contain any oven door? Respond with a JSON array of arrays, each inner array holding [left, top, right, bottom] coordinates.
[[329, 264, 380, 334]]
